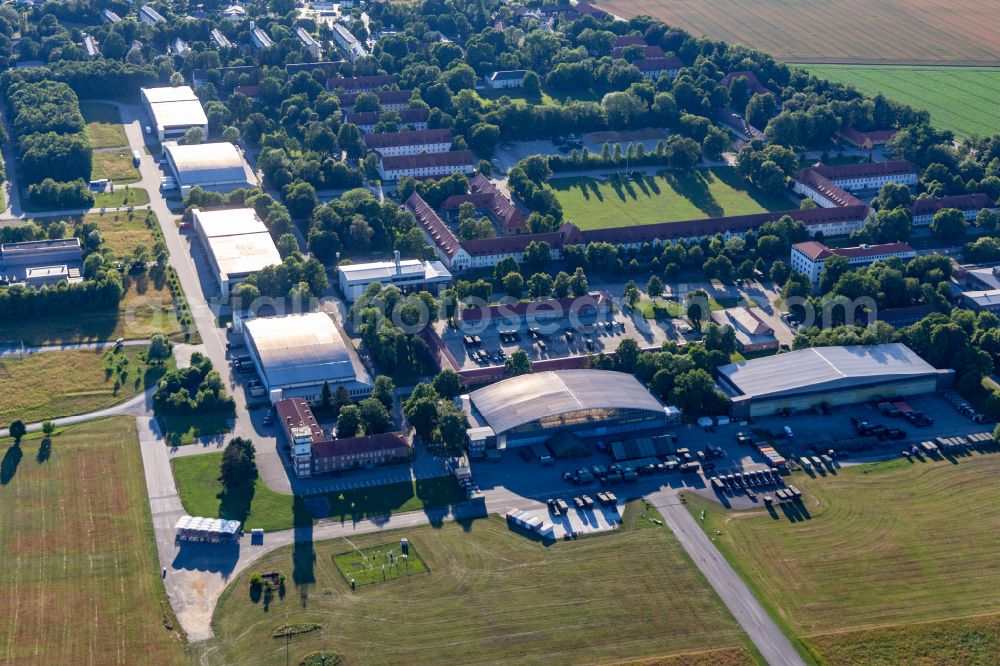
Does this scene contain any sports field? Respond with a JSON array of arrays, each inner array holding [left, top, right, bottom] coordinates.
[[598, 0, 1000, 65], [806, 65, 1000, 138], [550, 168, 791, 230], [197, 506, 755, 666], [690, 453, 1000, 664], [0, 418, 187, 664]]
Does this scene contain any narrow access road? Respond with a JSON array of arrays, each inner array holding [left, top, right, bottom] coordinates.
[[0, 338, 151, 357], [647, 490, 806, 666]]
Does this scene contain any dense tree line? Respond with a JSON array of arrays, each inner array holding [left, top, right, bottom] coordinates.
[[152, 352, 235, 415]]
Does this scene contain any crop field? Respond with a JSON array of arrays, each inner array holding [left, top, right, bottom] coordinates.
[[0, 418, 187, 665], [197, 508, 754, 666], [597, 0, 1000, 65], [689, 453, 1000, 664], [0, 345, 167, 425], [550, 168, 791, 230], [805, 65, 1000, 138]]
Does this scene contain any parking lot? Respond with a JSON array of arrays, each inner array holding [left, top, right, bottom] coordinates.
[[437, 309, 678, 371]]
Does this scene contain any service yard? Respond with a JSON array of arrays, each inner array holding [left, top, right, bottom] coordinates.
[[689, 446, 1000, 665]]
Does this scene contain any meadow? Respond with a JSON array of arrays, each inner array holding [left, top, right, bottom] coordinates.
[[0, 418, 187, 665], [195, 507, 755, 666], [599, 0, 1000, 65], [0, 345, 167, 425], [689, 453, 1000, 664], [549, 168, 791, 230], [81, 101, 128, 149], [805, 65, 1000, 138]]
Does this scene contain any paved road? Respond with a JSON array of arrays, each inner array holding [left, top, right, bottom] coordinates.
[[647, 490, 806, 666], [0, 387, 155, 437]]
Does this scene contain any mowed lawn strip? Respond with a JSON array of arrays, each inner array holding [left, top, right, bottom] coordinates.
[[598, 0, 1000, 65], [0, 418, 187, 664], [687, 454, 1000, 663], [202, 510, 751, 665], [0, 346, 168, 425], [171, 452, 467, 532], [81, 101, 128, 149], [550, 168, 791, 230], [806, 65, 1000, 138]]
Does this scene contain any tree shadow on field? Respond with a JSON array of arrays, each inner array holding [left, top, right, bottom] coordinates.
[[663, 170, 722, 217], [1, 444, 23, 485], [36, 438, 52, 464]]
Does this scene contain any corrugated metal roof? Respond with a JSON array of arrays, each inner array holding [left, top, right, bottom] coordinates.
[[718, 344, 937, 399], [244, 313, 356, 388], [165, 142, 250, 186], [469, 369, 664, 434]]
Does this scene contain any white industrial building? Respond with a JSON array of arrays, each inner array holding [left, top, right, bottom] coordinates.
[[192, 207, 281, 296], [139, 4, 165, 25], [251, 26, 273, 50], [718, 344, 951, 418], [337, 252, 452, 301], [141, 86, 208, 142], [486, 70, 526, 89], [163, 141, 257, 195], [240, 312, 374, 403]]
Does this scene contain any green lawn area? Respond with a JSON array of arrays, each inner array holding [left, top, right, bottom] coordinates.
[[0, 272, 187, 346], [92, 150, 140, 183], [332, 542, 429, 586], [806, 65, 1000, 138], [78, 209, 159, 256], [80, 101, 129, 149], [639, 296, 684, 319], [688, 453, 1000, 665], [157, 410, 233, 446], [171, 452, 468, 531], [0, 418, 187, 664], [94, 186, 150, 208], [195, 505, 755, 666], [550, 168, 792, 230], [475, 87, 559, 107], [0, 345, 169, 425]]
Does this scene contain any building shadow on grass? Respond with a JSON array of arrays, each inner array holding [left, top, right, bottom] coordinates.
[[1, 444, 22, 485], [292, 496, 316, 607]]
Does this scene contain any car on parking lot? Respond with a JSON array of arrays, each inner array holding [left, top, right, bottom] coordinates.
[[581, 495, 595, 509], [556, 498, 570, 513], [262, 413, 274, 426], [547, 499, 562, 516], [572, 496, 585, 509]]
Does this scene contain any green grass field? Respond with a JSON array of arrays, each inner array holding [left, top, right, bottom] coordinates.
[[80, 101, 129, 149], [550, 168, 792, 230], [94, 187, 150, 209], [92, 150, 141, 183], [196, 506, 754, 666], [0, 418, 187, 664], [171, 452, 467, 531], [0, 345, 168, 425], [332, 542, 429, 586], [806, 65, 1000, 138], [79, 209, 159, 256], [689, 453, 1000, 664]]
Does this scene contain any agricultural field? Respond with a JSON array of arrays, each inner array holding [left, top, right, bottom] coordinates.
[[550, 168, 791, 230], [171, 451, 466, 531], [196, 508, 754, 666], [689, 453, 1000, 664], [0, 418, 187, 665], [0, 345, 168, 425], [805, 65, 1000, 138], [598, 0, 1000, 65], [80, 101, 128, 149]]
